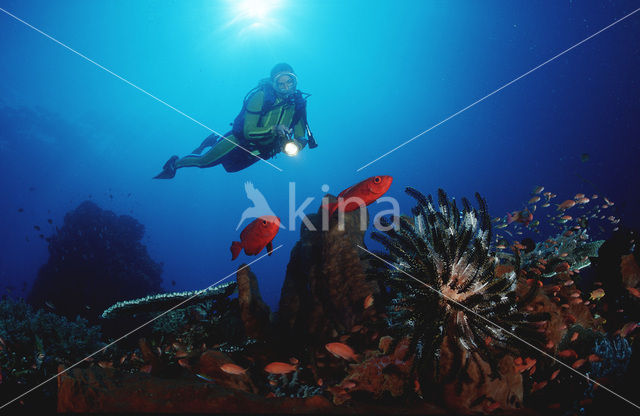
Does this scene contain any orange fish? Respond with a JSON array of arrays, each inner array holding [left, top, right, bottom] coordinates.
[[220, 363, 247, 375], [558, 349, 578, 359], [627, 287, 640, 298], [590, 288, 605, 300], [231, 216, 280, 260], [529, 196, 541, 204], [326, 176, 393, 215], [325, 342, 359, 361], [531, 380, 547, 393], [557, 200, 576, 210], [550, 369, 560, 380], [364, 294, 374, 309], [620, 322, 638, 337], [264, 362, 297, 374], [507, 210, 533, 226], [342, 380, 357, 389], [572, 359, 586, 369]]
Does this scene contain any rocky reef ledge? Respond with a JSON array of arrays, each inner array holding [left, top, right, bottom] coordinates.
[[56, 365, 452, 414]]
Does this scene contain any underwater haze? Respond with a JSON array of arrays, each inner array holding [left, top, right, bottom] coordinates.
[[1, 1, 640, 413]]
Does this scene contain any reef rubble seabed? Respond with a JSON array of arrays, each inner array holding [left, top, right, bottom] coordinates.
[[56, 366, 456, 414], [32, 192, 638, 414]]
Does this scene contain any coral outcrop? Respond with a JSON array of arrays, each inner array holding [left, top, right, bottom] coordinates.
[[237, 265, 271, 339], [27, 201, 163, 323], [277, 197, 380, 350]]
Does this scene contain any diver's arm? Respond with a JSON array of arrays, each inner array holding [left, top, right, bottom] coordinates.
[[292, 118, 307, 149], [243, 91, 274, 143]]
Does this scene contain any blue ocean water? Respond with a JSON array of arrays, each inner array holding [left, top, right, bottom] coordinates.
[[0, 0, 638, 313]]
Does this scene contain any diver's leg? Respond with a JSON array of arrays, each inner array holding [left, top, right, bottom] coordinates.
[[176, 135, 239, 169], [191, 133, 221, 154]]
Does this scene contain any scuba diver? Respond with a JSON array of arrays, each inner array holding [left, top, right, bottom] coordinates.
[[154, 63, 317, 179]]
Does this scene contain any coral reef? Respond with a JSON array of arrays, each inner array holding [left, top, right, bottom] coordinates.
[[327, 337, 414, 405], [195, 349, 258, 393], [370, 188, 548, 398], [267, 370, 324, 399], [3, 187, 635, 414], [439, 338, 524, 413], [0, 297, 102, 411], [56, 365, 336, 414], [514, 229, 604, 279], [27, 201, 163, 323]]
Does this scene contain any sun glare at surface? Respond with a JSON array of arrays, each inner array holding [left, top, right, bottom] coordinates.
[[233, 0, 282, 22]]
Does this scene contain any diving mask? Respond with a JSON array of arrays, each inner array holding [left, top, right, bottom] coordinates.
[[272, 72, 297, 95]]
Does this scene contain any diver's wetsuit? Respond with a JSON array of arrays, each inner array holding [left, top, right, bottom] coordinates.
[[175, 89, 306, 172]]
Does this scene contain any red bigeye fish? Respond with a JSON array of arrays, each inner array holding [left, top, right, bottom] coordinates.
[[230, 216, 280, 260], [326, 176, 393, 215]]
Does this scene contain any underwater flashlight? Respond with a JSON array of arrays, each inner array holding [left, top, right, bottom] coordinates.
[[283, 140, 300, 157]]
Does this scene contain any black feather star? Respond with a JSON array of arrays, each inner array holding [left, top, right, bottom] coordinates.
[[370, 187, 547, 388]]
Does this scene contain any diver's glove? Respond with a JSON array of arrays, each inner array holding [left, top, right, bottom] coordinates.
[[271, 124, 292, 139]]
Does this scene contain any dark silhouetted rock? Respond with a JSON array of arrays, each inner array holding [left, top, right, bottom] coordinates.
[[237, 264, 271, 339], [28, 201, 163, 324], [277, 199, 379, 350]]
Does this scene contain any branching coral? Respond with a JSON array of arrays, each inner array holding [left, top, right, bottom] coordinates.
[[101, 282, 236, 319], [370, 188, 548, 387], [267, 370, 323, 398], [509, 229, 605, 278]]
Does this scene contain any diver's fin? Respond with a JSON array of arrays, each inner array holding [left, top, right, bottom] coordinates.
[[153, 155, 179, 179], [267, 240, 273, 256], [231, 241, 243, 260]]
